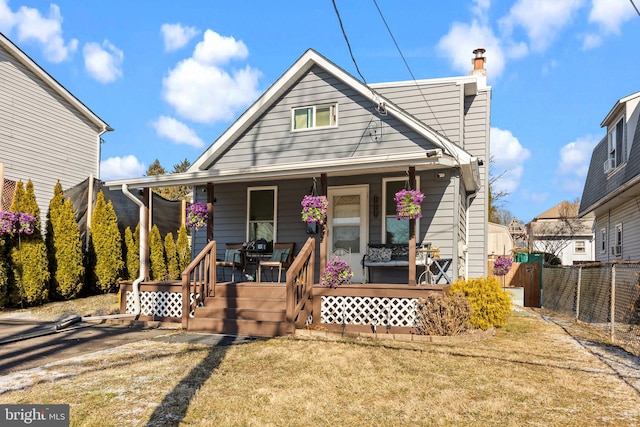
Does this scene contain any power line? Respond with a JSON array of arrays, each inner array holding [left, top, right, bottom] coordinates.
[[631, 0, 640, 17], [331, 0, 368, 85]]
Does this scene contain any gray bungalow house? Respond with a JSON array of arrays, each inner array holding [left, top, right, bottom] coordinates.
[[0, 32, 112, 225], [579, 90, 640, 261], [107, 48, 490, 335]]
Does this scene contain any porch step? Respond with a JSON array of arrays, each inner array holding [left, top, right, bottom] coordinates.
[[203, 297, 285, 311], [195, 306, 286, 322], [187, 317, 292, 337], [212, 283, 286, 299]]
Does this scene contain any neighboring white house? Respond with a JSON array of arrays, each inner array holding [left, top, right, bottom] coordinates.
[[579, 90, 640, 262], [0, 32, 112, 225], [528, 201, 595, 265]]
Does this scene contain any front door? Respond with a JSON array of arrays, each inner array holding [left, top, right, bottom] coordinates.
[[327, 185, 368, 283]]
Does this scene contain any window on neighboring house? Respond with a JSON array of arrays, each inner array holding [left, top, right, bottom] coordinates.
[[382, 178, 420, 244], [614, 223, 623, 256], [600, 228, 606, 253], [292, 104, 337, 130], [606, 117, 625, 171], [247, 187, 277, 244], [574, 240, 585, 254]]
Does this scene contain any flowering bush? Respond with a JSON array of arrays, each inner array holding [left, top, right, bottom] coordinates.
[[301, 195, 328, 225], [186, 202, 208, 231], [492, 256, 513, 276], [0, 211, 36, 236], [395, 189, 424, 220], [320, 257, 353, 289]]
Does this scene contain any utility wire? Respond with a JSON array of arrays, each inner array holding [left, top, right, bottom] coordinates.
[[631, 0, 640, 17], [331, 0, 368, 85]]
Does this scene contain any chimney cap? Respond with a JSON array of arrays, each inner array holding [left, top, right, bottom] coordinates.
[[473, 48, 486, 58]]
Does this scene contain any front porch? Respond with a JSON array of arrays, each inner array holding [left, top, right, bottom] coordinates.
[[119, 237, 450, 337]]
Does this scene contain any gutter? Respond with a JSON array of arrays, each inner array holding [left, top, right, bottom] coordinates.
[[465, 191, 477, 279], [81, 183, 143, 321]]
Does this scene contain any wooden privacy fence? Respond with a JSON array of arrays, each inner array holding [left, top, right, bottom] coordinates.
[[487, 261, 541, 307]]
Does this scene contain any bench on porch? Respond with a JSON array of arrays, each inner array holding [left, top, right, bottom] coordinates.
[[362, 243, 453, 284]]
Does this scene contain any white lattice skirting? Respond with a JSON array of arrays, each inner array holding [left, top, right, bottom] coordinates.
[[320, 296, 419, 327], [125, 291, 201, 318]]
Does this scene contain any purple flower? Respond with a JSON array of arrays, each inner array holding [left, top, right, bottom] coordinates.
[[0, 211, 36, 236], [301, 195, 328, 224], [493, 256, 513, 276], [186, 202, 208, 231], [394, 189, 424, 220], [320, 257, 353, 288]]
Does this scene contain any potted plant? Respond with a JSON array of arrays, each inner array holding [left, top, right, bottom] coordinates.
[[0, 211, 36, 236], [185, 202, 208, 231], [301, 195, 328, 225], [394, 189, 424, 220], [320, 257, 353, 289], [492, 256, 513, 288]]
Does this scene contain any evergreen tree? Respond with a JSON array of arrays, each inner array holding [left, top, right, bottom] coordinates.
[[165, 232, 180, 280], [10, 180, 49, 305], [54, 199, 84, 298], [149, 225, 166, 281], [176, 225, 190, 273], [90, 191, 123, 292], [46, 181, 65, 296], [124, 224, 140, 281]]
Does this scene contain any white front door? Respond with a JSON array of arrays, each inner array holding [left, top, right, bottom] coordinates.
[[327, 185, 368, 283]]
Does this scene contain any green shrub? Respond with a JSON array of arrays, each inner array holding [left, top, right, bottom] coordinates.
[[149, 225, 166, 281], [165, 232, 180, 280], [0, 239, 9, 307], [413, 292, 472, 336], [450, 276, 512, 330], [45, 181, 65, 292], [176, 225, 190, 273], [124, 224, 139, 281], [90, 191, 123, 292], [53, 199, 84, 299]]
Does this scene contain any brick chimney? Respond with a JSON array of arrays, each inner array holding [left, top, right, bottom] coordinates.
[[470, 48, 486, 77]]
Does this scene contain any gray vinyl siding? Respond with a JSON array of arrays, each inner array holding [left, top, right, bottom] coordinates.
[[594, 199, 640, 262], [0, 46, 101, 225], [212, 67, 439, 170]]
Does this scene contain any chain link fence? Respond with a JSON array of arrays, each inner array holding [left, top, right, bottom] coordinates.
[[542, 263, 640, 355]]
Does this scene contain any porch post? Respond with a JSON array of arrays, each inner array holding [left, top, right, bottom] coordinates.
[[207, 182, 214, 242], [142, 188, 151, 281], [408, 167, 417, 286], [320, 173, 328, 276]]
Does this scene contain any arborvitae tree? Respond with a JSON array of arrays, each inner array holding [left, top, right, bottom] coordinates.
[[10, 180, 49, 305], [149, 224, 166, 281], [164, 232, 180, 280], [90, 191, 123, 292], [176, 225, 190, 273], [46, 181, 65, 296], [54, 199, 84, 299], [0, 239, 9, 307], [124, 224, 140, 281]]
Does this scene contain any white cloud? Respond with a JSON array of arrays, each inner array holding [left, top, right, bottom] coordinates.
[[437, 20, 506, 79], [1, 1, 77, 62], [162, 30, 261, 123], [152, 115, 204, 148], [83, 40, 124, 83], [499, 0, 585, 53], [161, 23, 198, 52], [490, 127, 531, 194], [581, 33, 602, 50], [192, 29, 249, 65], [100, 155, 146, 181], [556, 135, 599, 191], [589, 0, 633, 34]]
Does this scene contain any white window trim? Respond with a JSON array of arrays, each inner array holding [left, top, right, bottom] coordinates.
[[246, 186, 278, 242], [381, 177, 420, 244], [615, 223, 623, 247], [291, 103, 338, 132], [600, 228, 607, 254], [574, 240, 585, 254], [606, 116, 626, 173]]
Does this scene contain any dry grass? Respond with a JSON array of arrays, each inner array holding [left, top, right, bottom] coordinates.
[[0, 293, 120, 321], [1, 303, 640, 426]]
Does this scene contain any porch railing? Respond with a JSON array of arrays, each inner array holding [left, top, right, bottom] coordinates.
[[181, 240, 216, 328], [286, 237, 316, 333]]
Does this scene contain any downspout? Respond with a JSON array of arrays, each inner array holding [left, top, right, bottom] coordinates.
[[81, 183, 143, 321], [96, 126, 108, 179], [465, 191, 477, 279]]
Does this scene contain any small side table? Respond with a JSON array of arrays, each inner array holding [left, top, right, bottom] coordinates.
[[416, 248, 438, 285]]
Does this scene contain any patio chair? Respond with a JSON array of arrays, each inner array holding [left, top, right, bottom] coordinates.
[[258, 243, 295, 282], [216, 243, 245, 282]]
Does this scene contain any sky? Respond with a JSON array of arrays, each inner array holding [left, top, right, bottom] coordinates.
[[1, 0, 639, 223]]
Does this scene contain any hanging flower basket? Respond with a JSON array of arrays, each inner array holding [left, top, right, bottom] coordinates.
[[492, 256, 513, 277], [0, 211, 36, 236], [185, 202, 208, 231], [320, 257, 353, 289], [394, 189, 425, 220], [301, 195, 328, 225]]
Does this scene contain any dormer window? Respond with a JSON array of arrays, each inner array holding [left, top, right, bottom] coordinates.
[[605, 117, 625, 172], [292, 104, 337, 131]]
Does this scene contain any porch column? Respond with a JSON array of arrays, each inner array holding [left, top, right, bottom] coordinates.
[[142, 188, 151, 281], [408, 167, 417, 286], [207, 182, 214, 242], [320, 173, 328, 276]]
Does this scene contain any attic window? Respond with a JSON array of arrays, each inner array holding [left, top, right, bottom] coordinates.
[[292, 104, 337, 131], [605, 117, 625, 173]]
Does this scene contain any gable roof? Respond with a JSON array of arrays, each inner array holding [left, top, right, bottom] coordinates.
[[0, 32, 112, 132]]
